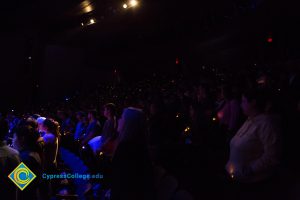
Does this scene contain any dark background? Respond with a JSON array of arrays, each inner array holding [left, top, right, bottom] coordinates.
[[0, 0, 299, 111]]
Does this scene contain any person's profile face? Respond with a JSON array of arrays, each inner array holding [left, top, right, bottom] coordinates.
[[38, 123, 44, 132]]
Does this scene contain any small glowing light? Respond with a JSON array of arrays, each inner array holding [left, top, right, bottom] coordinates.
[[229, 164, 234, 175], [81, 23, 84, 26], [123, 3, 128, 8], [184, 127, 190, 133], [90, 19, 95, 24], [217, 111, 224, 119], [84, 5, 93, 13], [212, 117, 216, 121], [231, 174, 234, 179], [99, 152, 104, 156], [129, 0, 138, 7], [176, 114, 180, 118], [82, 0, 94, 13], [267, 37, 273, 43], [278, 88, 281, 91], [28, 56, 32, 60], [82, 146, 86, 149], [11, 109, 14, 112]]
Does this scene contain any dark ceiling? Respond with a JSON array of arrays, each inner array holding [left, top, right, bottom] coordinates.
[[1, 0, 300, 56], [0, 1, 281, 41], [0, 0, 299, 111]]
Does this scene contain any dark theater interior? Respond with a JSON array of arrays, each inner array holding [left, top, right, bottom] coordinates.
[[0, 0, 300, 200]]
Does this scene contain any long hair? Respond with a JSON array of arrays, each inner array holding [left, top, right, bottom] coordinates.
[[43, 118, 60, 137], [118, 107, 146, 143]]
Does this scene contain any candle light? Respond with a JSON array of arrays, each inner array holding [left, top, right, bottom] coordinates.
[[184, 127, 190, 133]]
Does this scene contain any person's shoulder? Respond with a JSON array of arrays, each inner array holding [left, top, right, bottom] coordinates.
[[44, 133, 55, 139], [257, 114, 280, 128], [4, 145, 19, 157], [4, 146, 20, 164]]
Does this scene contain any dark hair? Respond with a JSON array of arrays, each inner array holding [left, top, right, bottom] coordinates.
[[104, 103, 117, 115], [31, 114, 41, 120], [43, 118, 60, 137], [221, 84, 233, 99], [0, 119, 8, 141], [25, 118, 38, 130], [15, 125, 40, 150], [76, 111, 85, 118], [88, 110, 97, 118], [243, 88, 268, 112]]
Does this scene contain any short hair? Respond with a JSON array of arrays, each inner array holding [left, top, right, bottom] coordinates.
[[76, 111, 85, 118], [0, 119, 8, 141], [25, 118, 38, 130], [36, 117, 46, 125], [15, 124, 40, 150]]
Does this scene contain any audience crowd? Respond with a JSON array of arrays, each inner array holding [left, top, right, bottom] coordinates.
[[0, 60, 300, 200]]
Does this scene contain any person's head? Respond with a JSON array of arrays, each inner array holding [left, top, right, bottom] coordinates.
[[0, 119, 8, 141], [57, 110, 67, 120], [117, 107, 146, 143], [42, 118, 60, 137], [25, 117, 38, 131], [103, 103, 116, 119], [241, 89, 268, 117], [13, 124, 40, 151], [37, 117, 46, 132], [87, 110, 97, 122], [76, 111, 85, 121], [31, 114, 41, 120]]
